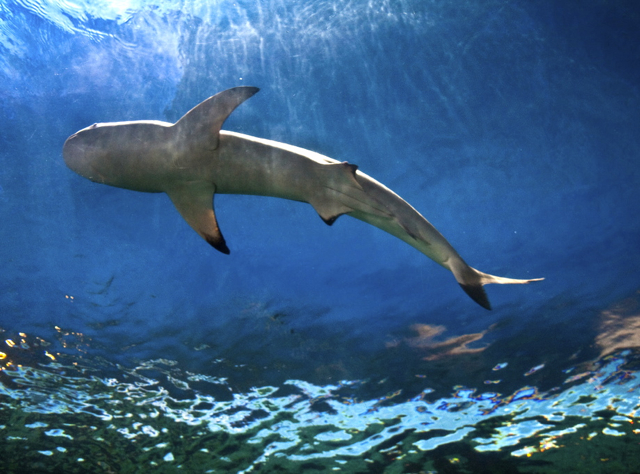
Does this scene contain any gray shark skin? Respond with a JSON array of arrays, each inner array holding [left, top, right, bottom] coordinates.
[[63, 87, 543, 309]]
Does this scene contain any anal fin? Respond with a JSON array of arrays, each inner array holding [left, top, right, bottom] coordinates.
[[309, 161, 362, 225], [311, 160, 407, 228], [310, 199, 354, 226], [166, 182, 230, 254]]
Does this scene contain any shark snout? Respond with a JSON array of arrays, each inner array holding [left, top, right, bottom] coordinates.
[[62, 134, 85, 174], [62, 132, 102, 182]]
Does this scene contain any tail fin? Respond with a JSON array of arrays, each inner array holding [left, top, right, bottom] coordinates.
[[450, 260, 544, 310]]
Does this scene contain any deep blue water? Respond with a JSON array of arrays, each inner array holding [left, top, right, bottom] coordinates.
[[1, 0, 640, 472]]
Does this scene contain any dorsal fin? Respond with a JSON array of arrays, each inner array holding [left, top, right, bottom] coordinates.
[[174, 86, 259, 150]]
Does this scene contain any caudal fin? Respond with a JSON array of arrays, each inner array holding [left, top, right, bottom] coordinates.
[[451, 261, 544, 310]]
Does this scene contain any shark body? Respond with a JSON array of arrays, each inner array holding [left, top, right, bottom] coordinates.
[[63, 87, 542, 309]]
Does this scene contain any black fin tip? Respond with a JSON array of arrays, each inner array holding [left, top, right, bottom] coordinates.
[[205, 233, 230, 254], [459, 283, 492, 310]]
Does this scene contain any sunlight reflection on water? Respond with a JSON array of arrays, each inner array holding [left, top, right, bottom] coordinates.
[[0, 329, 638, 472]]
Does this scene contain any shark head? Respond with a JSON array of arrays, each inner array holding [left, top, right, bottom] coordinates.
[[63, 123, 106, 183], [63, 87, 260, 191], [62, 119, 177, 191]]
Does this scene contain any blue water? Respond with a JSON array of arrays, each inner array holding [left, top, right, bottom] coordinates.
[[1, 0, 640, 472]]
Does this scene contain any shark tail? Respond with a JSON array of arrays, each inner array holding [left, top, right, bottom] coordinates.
[[450, 260, 544, 310]]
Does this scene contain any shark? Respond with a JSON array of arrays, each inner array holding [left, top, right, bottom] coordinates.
[[63, 86, 543, 309]]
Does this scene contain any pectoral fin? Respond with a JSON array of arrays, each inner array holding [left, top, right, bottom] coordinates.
[[166, 183, 229, 254]]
